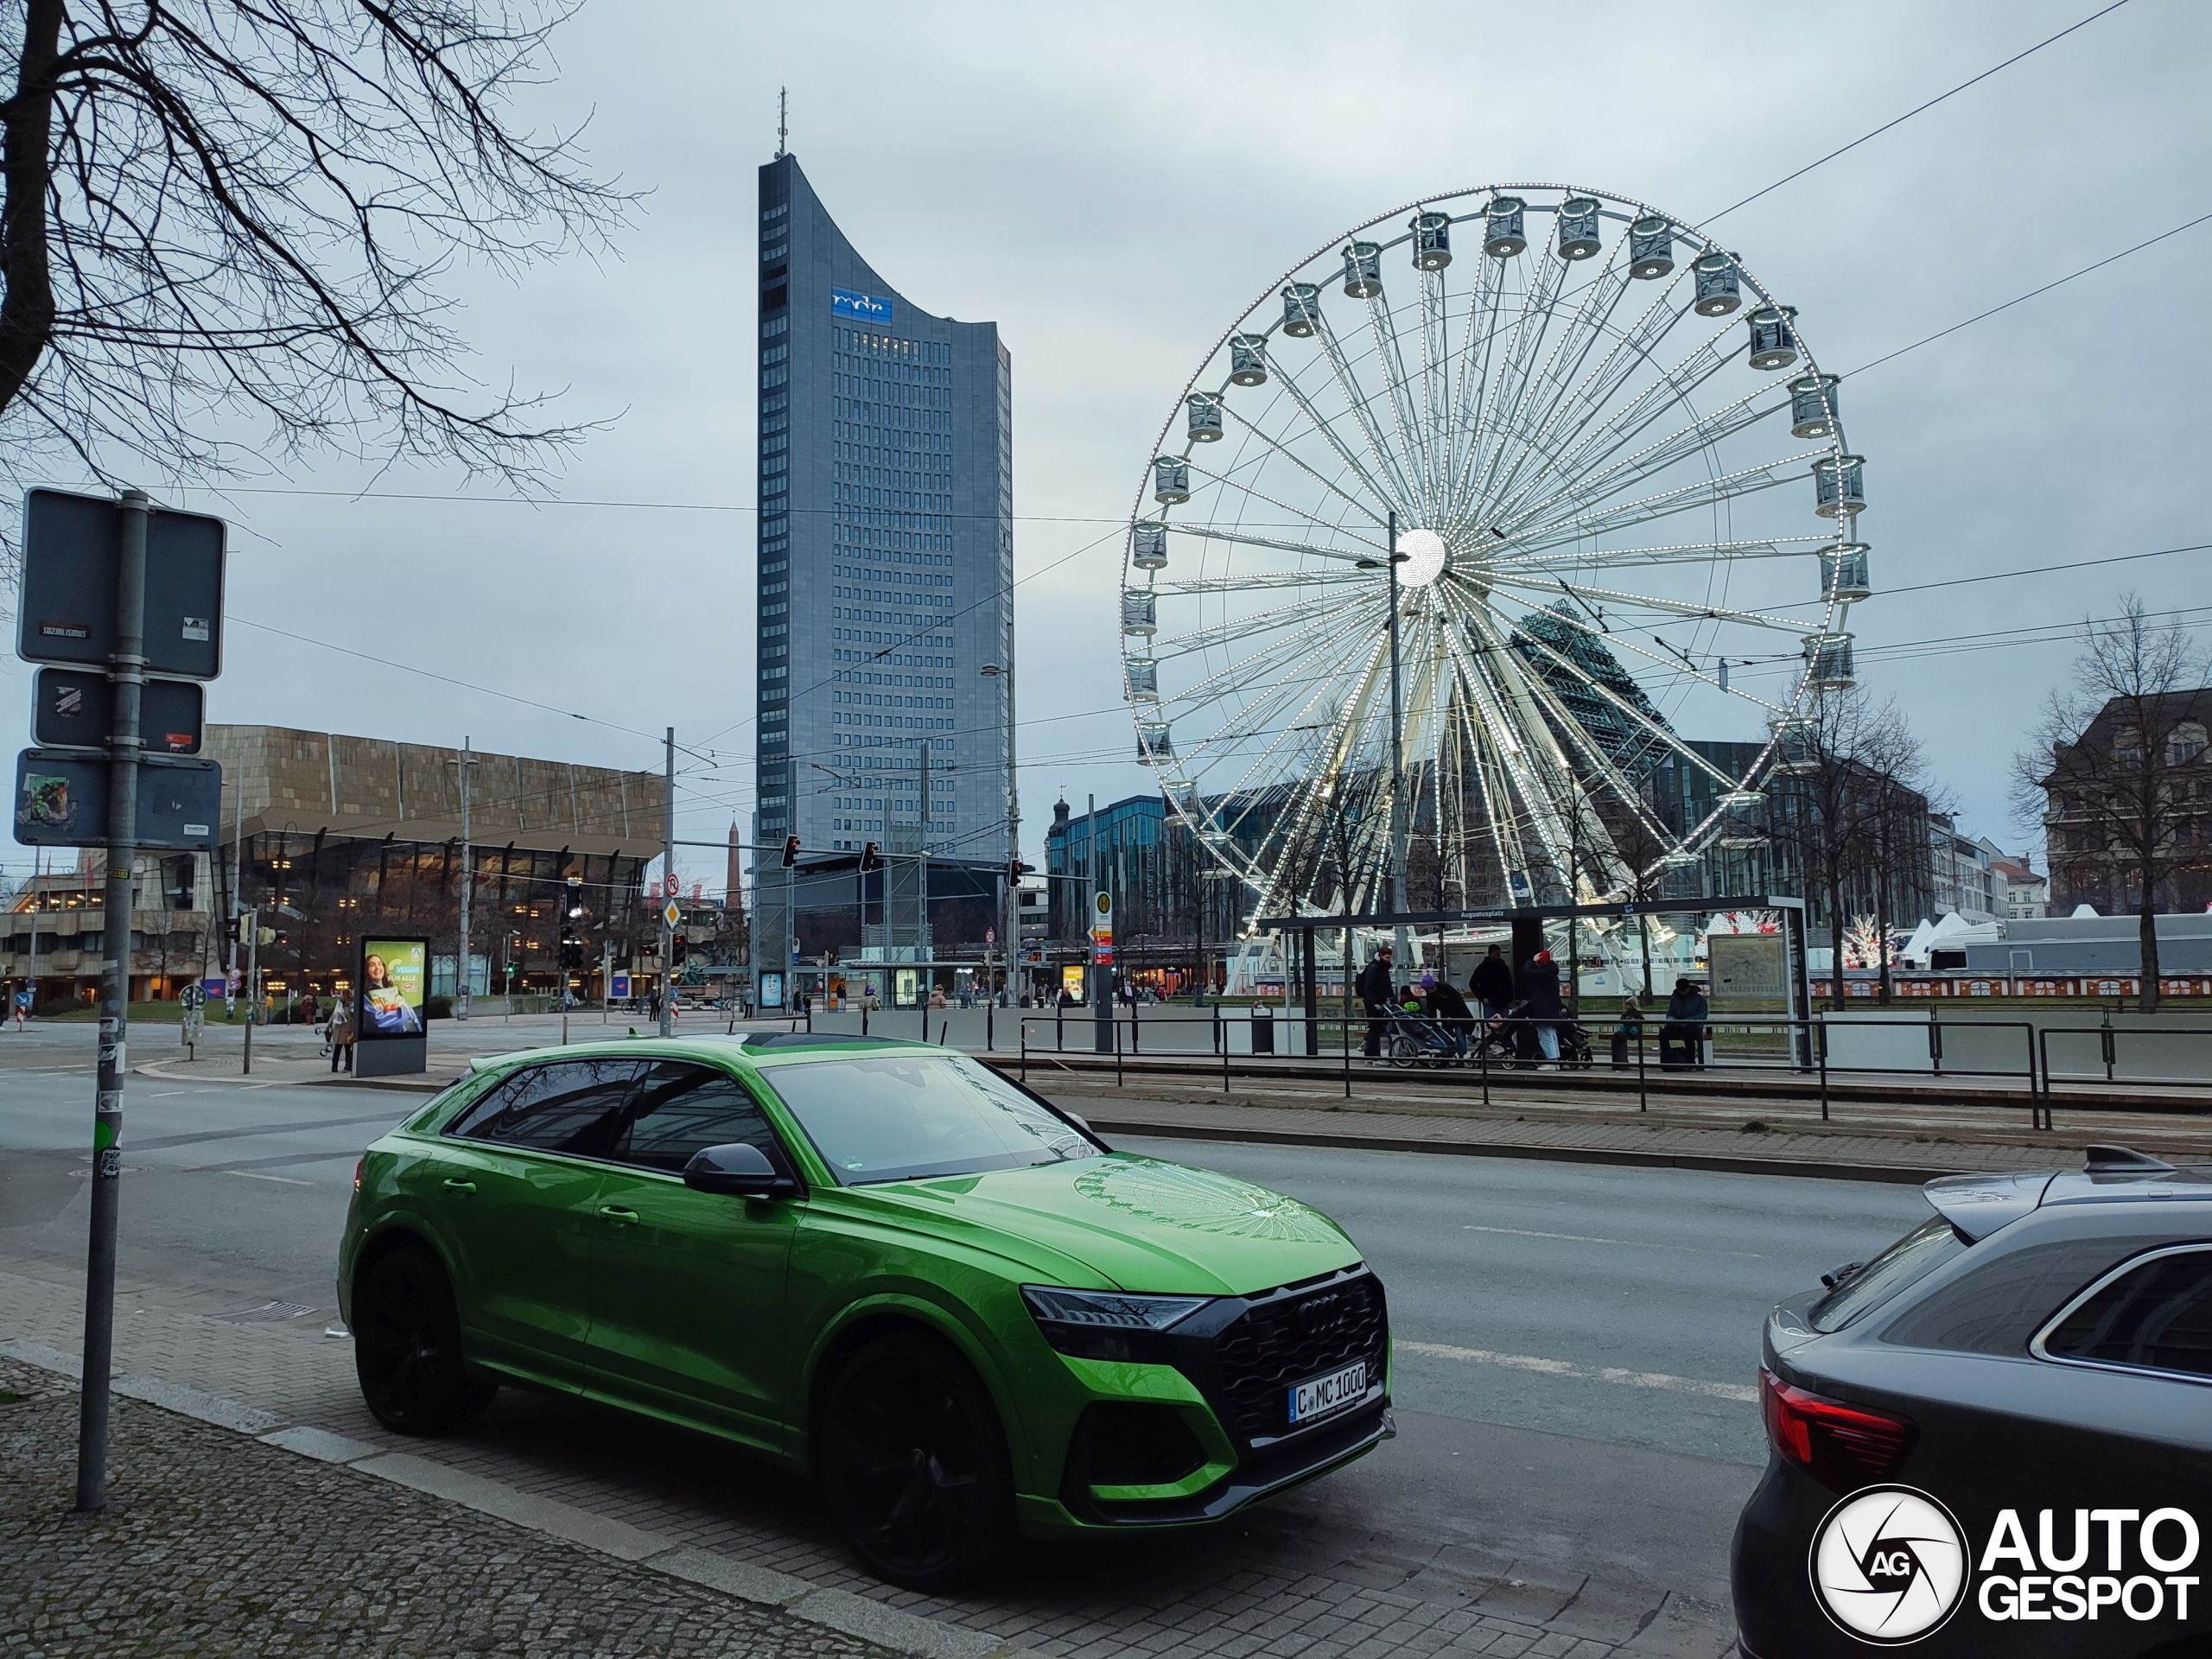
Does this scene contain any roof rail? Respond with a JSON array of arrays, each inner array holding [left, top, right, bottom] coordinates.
[[2082, 1144, 2176, 1175]]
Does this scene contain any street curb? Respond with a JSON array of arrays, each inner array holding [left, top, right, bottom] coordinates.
[[0, 1342, 1042, 1659], [1084, 1116, 1950, 1185], [132, 1057, 458, 1093]]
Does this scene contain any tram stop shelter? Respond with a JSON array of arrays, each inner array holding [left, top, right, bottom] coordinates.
[[1256, 894, 1812, 1062]]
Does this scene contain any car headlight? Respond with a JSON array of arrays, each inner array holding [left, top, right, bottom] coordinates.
[[1021, 1286, 1211, 1361]]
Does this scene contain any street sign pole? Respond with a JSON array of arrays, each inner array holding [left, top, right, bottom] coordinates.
[[660, 728, 676, 1038], [76, 489, 149, 1513]]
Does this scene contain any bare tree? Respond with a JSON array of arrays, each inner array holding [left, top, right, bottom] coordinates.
[[1859, 769, 1937, 1003], [1769, 686, 1930, 1009], [1, 2, 625, 580], [2013, 596, 2212, 1014]]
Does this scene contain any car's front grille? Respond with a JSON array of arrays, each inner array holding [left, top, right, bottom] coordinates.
[[1212, 1274, 1387, 1442]]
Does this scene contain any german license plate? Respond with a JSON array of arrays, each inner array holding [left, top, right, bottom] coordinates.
[[1287, 1359, 1366, 1425]]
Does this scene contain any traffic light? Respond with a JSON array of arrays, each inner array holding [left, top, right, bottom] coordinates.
[[559, 940, 584, 970], [1007, 859, 1031, 884], [859, 842, 880, 873], [671, 934, 688, 967], [781, 835, 801, 868]]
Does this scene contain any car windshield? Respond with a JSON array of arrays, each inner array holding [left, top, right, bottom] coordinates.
[[763, 1052, 1100, 1185], [1811, 1214, 1970, 1332]]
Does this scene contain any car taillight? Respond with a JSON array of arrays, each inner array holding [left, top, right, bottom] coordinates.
[[353, 1157, 364, 1193], [1760, 1367, 1914, 1491]]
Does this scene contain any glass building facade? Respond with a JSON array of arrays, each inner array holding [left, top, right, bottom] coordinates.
[[753, 153, 1014, 869]]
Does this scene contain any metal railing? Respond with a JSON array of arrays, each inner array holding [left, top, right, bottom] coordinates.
[[1014, 1007, 2096, 1131], [2037, 1022, 2212, 1099]]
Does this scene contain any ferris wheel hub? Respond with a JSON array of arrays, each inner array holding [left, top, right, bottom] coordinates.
[[1393, 525, 1448, 589]]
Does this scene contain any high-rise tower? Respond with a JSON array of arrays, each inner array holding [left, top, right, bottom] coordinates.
[[753, 153, 1014, 876]]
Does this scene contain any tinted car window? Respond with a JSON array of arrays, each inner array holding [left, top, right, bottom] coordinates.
[[1811, 1215, 1969, 1332], [2042, 1247, 2212, 1379], [613, 1061, 784, 1173], [448, 1059, 644, 1155], [765, 1053, 1096, 1185], [1879, 1234, 2174, 1357]]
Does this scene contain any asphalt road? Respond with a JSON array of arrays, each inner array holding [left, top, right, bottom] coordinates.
[[0, 1029, 1936, 1605]]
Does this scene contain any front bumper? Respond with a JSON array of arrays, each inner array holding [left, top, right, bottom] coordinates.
[[1017, 1265, 1394, 1535]]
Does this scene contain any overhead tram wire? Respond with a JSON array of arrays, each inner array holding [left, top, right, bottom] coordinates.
[[1702, 0, 2136, 225], [1844, 212, 2212, 378], [173, 207, 2208, 762]]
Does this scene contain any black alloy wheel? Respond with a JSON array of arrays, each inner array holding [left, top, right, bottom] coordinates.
[[819, 1331, 1012, 1590], [353, 1244, 496, 1435]]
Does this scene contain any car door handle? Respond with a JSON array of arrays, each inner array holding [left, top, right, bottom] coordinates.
[[442, 1178, 477, 1194], [598, 1205, 640, 1224]]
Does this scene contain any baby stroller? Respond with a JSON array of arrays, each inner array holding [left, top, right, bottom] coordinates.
[[1554, 1019, 1595, 1071], [1385, 1009, 1459, 1068], [1473, 1002, 1534, 1068]]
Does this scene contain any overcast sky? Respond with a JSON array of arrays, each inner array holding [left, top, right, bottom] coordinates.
[[8, 0, 2207, 892]]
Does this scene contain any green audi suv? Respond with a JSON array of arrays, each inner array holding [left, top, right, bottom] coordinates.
[[337, 1033, 1393, 1586]]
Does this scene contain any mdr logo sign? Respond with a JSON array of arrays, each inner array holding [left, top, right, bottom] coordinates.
[[1808, 1486, 2203, 1651]]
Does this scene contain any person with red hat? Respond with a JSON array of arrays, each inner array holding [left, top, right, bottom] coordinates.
[[1522, 946, 1564, 1065]]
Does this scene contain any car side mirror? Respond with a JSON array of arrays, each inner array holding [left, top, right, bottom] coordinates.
[[683, 1141, 799, 1199]]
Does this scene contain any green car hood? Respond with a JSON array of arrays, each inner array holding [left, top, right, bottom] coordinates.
[[840, 1153, 1361, 1296]]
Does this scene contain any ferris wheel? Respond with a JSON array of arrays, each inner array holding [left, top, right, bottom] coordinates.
[[1122, 183, 1868, 930]]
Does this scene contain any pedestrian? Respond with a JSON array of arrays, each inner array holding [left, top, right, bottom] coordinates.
[[326, 995, 355, 1074], [647, 988, 661, 1025], [1355, 944, 1396, 1058], [863, 983, 880, 1013], [1470, 944, 1514, 1021], [1661, 977, 1709, 1071], [1611, 995, 1644, 1070], [1522, 949, 1564, 1066], [1423, 972, 1475, 1058], [300, 989, 318, 1029]]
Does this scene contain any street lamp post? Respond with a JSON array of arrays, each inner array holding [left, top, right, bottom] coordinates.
[[1357, 508, 1410, 969]]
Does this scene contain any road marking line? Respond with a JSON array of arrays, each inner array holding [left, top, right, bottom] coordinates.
[[148, 1090, 193, 1097], [1460, 1223, 1765, 1259], [1396, 1338, 1758, 1402], [225, 1169, 315, 1186]]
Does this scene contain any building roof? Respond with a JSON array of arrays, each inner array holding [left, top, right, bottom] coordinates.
[[204, 725, 666, 858]]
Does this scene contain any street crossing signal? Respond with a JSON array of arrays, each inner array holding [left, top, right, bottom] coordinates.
[[859, 842, 880, 873], [781, 835, 801, 868]]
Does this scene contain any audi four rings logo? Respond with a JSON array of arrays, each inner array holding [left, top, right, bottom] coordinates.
[[1810, 1485, 1970, 1644]]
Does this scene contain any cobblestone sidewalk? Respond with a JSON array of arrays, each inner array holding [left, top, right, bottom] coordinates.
[[0, 1358, 899, 1659]]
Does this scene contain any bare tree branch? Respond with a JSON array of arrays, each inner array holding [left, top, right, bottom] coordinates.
[[0, 2, 630, 606]]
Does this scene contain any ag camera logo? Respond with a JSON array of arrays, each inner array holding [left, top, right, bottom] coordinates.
[[1810, 1485, 1970, 1644]]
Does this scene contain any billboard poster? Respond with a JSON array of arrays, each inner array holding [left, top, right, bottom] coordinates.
[[359, 938, 429, 1038]]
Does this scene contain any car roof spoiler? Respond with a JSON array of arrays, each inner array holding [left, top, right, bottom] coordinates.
[[1922, 1169, 2056, 1242]]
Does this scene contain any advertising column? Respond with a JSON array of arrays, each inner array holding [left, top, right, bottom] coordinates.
[[355, 936, 429, 1077]]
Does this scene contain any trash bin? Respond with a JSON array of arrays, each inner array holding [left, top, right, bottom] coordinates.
[[1250, 1005, 1275, 1056]]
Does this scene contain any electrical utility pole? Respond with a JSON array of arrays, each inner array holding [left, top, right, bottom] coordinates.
[[918, 737, 931, 962], [454, 736, 476, 1019], [78, 489, 149, 1512], [1384, 507, 1410, 969], [1003, 645, 1020, 1011], [660, 727, 676, 1038]]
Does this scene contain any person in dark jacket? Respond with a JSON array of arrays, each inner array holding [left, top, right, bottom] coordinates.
[[1661, 977, 1709, 1070], [1354, 944, 1396, 1058], [1422, 973, 1475, 1057], [1521, 949, 1564, 1065], [1469, 945, 1514, 1020]]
